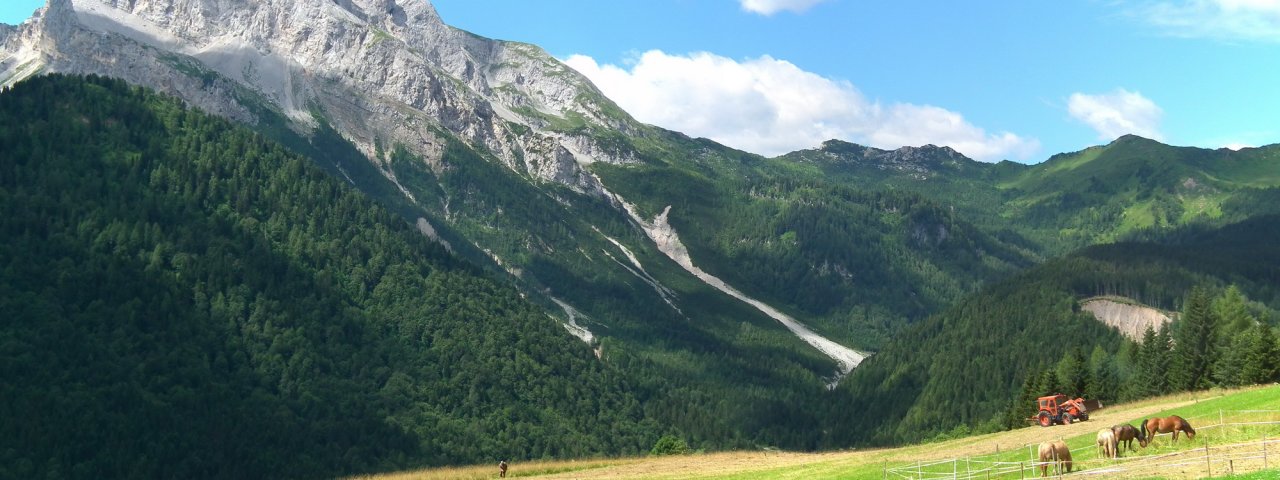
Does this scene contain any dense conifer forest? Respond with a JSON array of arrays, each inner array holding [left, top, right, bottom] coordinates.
[[835, 216, 1280, 445], [0, 75, 659, 479], [3, 74, 1280, 478]]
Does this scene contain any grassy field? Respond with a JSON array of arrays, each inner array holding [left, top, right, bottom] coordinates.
[[354, 384, 1280, 479]]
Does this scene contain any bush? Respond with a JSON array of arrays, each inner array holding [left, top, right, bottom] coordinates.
[[649, 435, 690, 456]]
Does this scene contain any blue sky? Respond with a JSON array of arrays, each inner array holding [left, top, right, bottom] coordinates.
[[5, 1, 1279, 162]]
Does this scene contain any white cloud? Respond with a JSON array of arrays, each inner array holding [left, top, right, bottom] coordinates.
[[1067, 89, 1165, 141], [1135, 0, 1280, 42], [564, 50, 1040, 162], [739, 0, 831, 15], [1221, 142, 1253, 150]]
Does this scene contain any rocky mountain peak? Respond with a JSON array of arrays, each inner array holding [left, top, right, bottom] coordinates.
[[809, 138, 977, 178], [3, 0, 638, 194]]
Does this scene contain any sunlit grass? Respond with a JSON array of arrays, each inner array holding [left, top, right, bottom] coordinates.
[[365, 384, 1280, 479]]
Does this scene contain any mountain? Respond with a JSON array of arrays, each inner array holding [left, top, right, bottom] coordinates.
[[0, 0, 1038, 394], [833, 213, 1280, 445], [4, 0, 974, 458], [996, 135, 1280, 250], [4, 0, 1280, 471], [0, 74, 658, 478]]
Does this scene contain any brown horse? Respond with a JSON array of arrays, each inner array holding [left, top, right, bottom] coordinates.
[[1038, 440, 1073, 476], [1112, 423, 1143, 453], [1139, 415, 1196, 447]]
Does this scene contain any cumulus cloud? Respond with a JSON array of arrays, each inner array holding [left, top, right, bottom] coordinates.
[[1134, 0, 1280, 42], [739, 0, 831, 15], [563, 50, 1039, 162], [1067, 89, 1165, 141]]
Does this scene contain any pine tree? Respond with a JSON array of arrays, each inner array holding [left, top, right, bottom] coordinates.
[[1007, 373, 1040, 429], [1056, 348, 1088, 396], [1213, 285, 1255, 336], [1085, 345, 1119, 403], [1240, 322, 1279, 385], [1038, 369, 1062, 397], [1138, 325, 1172, 396], [1174, 286, 1219, 391], [1211, 286, 1257, 387]]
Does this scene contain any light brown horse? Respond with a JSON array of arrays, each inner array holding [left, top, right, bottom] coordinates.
[[1096, 428, 1117, 459], [1112, 423, 1143, 453], [1140, 415, 1196, 447], [1038, 440, 1073, 476]]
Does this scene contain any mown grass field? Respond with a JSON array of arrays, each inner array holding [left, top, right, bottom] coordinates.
[[354, 384, 1280, 479]]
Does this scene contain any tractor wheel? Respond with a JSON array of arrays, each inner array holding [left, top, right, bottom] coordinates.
[[1038, 412, 1051, 427], [1062, 413, 1074, 425]]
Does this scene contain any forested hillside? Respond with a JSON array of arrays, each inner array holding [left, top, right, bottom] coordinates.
[[593, 136, 1037, 348], [0, 75, 660, 479], [834, 214, 1280, 446]]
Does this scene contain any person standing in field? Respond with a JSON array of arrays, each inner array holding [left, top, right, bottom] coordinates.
[[499, 460, 508, 478]]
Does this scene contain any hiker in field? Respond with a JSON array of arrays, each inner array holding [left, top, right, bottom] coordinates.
[[499, 460, 508, 478]]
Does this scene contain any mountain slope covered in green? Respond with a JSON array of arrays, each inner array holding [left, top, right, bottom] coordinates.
[[834, 213, 1280, 446], [0, 75, 659, 479]]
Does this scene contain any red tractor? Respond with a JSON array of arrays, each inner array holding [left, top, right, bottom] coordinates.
[[1034, 394, 1092, 427]]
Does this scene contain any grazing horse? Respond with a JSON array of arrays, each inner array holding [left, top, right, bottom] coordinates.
[[1112, 423, 1143, 453], [1139, 415, 1196, 447], [1096, 428, 1118, 459], [1038, 440, 1073, 476]]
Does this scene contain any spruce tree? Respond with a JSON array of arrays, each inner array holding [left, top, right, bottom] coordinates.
[[1056, 349, 1080, 395], [1174, 286, 1219, 391], [1240, 322, 1279, 384], [1085, 345, 1119, 403], [1138, 325, 1172, 396], [1007, 373, 1040, 429], [1213, 285, 1254, 336]]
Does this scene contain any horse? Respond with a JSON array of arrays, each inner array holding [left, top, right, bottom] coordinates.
[[1139, 415, 1196, 447], [1038, 440, 1073, 476], [1096, 428, 1118, 459], [1112, 423, 1143, 453]]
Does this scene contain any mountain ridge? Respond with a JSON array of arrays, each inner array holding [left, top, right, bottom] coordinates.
[[4, 0, 1280, 472]]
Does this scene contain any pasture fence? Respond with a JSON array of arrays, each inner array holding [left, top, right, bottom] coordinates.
[[884, 409, 1280, 479]]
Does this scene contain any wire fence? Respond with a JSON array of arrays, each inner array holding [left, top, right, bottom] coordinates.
[[884, 410, 1280, 479]]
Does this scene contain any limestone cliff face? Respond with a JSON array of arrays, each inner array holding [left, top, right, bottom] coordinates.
[[1081, 297, 1173, 342], [0, 0, 637, 195]]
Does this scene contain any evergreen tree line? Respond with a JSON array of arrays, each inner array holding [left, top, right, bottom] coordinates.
[[831, 213, 1280, 447], [1004, 285, 1279, 428], [0, 75, 660, 479]]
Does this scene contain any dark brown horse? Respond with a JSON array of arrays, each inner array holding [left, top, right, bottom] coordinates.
[[1139, 415, 1195, 447], [1112, 423, 1143, 453]]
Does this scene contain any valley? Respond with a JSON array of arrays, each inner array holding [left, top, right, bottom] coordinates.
[[358, 384, 1280, 479], [2, 0, 1279, 478]]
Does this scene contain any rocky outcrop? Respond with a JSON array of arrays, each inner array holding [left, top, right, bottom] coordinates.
[[796, 139, 979, 179], [1081, 297, 1172, 342], [0, 0, 637, 194]]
